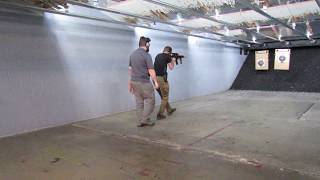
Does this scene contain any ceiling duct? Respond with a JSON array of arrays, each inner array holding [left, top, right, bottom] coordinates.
[[24, 0, 68, 10]]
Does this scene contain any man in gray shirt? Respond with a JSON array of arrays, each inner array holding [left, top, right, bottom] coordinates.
[[129, 37, 159, 127]]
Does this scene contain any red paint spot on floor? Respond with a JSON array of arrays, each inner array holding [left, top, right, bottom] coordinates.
[[248, 160, 263, 169], [138, 168, 151, 176]]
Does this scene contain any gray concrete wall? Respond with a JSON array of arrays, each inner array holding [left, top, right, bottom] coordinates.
[[0, 10, 246, 137]]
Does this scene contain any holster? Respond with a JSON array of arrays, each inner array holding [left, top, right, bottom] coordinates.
[[163, 74, 168, 82]]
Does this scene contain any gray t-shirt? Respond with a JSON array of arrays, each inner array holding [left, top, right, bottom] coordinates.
[[129, 48, 154, 82]]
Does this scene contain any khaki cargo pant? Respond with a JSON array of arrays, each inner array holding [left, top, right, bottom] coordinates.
[[157, 76, 173, 115], [131, 81, 155, 124]]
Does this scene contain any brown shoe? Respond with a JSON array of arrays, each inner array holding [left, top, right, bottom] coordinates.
[[146, 122, 155, 126], [168, 108, 176, 116], [137, 123, 147, 127], [137, 122, 155, 127], [157, 113, 166, 120]]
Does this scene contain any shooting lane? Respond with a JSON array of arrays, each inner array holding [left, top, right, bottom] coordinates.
[[0, 0, 320, 180]]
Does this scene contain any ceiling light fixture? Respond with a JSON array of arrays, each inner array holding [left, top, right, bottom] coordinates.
[[292, 22, 296, 29], [306, 31, 312, 38], [134, 27, 148, 37], [256, 25, 260, 33], [215, 9, 220, 18], [57, 5, 67, 12], [252, 36, 256, 42], [92, 0, 98, 6], [176, 13, 183, 24], [207, 0, 236, 7], [188, 36, 198, 45], [224, 27, 230, 36]]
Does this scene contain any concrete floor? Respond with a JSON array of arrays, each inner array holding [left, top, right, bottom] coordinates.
[[0, 90, 320, 180]]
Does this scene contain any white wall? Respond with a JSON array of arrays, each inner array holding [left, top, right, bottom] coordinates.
[[0, 9, 246, 137]]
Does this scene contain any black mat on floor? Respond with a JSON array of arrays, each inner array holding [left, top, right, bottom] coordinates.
[[231, 47, 320, 92]]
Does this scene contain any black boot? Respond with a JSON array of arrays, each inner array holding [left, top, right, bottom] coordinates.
[[168, 108, 176, 116], [157, 113, 166, 120]]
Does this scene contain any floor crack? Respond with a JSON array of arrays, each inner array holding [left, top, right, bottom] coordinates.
[[297, 103, 315, 120]]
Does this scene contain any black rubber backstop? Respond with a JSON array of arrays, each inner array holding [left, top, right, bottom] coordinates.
[[231, 47, 320, 92]]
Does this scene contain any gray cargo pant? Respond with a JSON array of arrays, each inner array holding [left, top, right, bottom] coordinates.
[[131, 81, 155, 124]]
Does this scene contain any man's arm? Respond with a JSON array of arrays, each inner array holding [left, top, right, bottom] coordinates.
[[128, 66, 134, 94], [145, 53, 159, 89], [168, 58, 175, 70], [148, 68, 159, 89]]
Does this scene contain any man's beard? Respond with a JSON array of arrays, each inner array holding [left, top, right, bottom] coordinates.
[[146, 45, 150, 52]]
